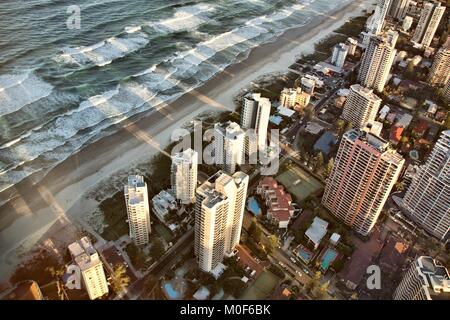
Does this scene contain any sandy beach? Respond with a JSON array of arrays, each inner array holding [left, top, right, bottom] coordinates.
[[0, 0, 371, 279]]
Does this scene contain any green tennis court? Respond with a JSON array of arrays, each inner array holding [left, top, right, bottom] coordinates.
[[240, 271, 280, 300], [276, 164, 323, 201]]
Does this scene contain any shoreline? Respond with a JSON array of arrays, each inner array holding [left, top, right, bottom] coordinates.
[[0, 0, 371, 280]]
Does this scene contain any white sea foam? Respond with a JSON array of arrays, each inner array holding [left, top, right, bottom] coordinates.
[[125, 26, 142, 33], [151, 3, 215, 33], [0, 73, 53, 117], [55, 33, 150, 67], [1, 0, 326, 194]]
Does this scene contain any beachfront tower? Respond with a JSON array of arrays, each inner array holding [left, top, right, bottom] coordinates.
[[358, 31, 397, 92], [331, 43, 349, 68], [367, 0, 392, 35], [214, 122, 245, 174], [68, 237, 109, 300], [194, 171, 249, 272], [171, 148, 198, 204], [124, 175, 151, 245], [241, 93, 271, 155]]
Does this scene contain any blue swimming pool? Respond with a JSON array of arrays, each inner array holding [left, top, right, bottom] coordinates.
[[163, 282, 182, 300], [297, 247, 313, 263], [320, 248, 338, 271], [248, 197, 262, 216]]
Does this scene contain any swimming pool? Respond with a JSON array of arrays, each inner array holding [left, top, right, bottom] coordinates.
[[296, 246, 313, 263], [163, 282, 182, 300], [320, 248, 338, 271], [248, 197, 262, 216]]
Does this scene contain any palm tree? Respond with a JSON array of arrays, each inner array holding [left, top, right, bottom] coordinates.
[[46, 266, 68, 300], [110, 263, 131, 297]]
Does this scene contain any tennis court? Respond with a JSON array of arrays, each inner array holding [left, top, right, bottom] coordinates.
[[240, 271, 280, 300], [276, 164, 323, 201]]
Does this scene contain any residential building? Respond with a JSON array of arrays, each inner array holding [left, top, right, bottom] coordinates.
[[295, 91, 311, 110], [279, 87, 310, 110], [305, 217, 328, 250], [194, 171, 249, 272], [322, 130, 404, 235], [124, 175, 151, 245], [412, 2, 446, 47], [171, 148, 198, 204], [403, 130, 450, 241], [388, 0, 410, 20], [367, 0, 391, 35], [301, 77, 316, 95], [152, 190, 177, 222], [214, 122, 245, 174], [241, 92, 271, 154], [428, 40, 450, 86], [394, 256, 450, 300], [358, 31, 397, 92], [342, 84, 382, 128], [346, 37, 358, 55], [443, 80, 450, 103], [256, 177, 295, 229], [1, 281, 44, 300], [402, 16, 413, 32], [331, 43, 349, 68], [68, 237, 109, 300], [279, 88, 298, 108]]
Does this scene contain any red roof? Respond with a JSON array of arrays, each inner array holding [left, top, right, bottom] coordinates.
[[413, 120, 428, 135], [390, 125, 404, 143], [258, 177, 294, 222]]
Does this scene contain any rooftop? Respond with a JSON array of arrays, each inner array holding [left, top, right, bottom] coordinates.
[[416, 256, 450, 300], [305, 217, 328, 246], [68, 237, 102, 271], [257, 177, 294, 223]]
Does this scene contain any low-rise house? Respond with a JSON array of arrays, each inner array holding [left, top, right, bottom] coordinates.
[[305, 217, 328, 250], [152, 190, 177, 223], [390, 125, 404, 145], [256, 177, 295, 229]]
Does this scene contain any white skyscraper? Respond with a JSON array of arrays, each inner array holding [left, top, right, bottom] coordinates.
[[124, 175, 151, 245], [194, 171, 249, 272], [331, 43, 349, 68], [322, 130, 404, 235], [342, 84, 382, 128], [412, 2, 446, 47], [394, 256, 450, 300], [171, 148, 198, 204], [389, 0, 411, 20], [403, 130, 450, 241], [367, 0, 392, 35], [214, 122, 245, 174], [241, 93, 271, 154], [68, 237, 109, 300], [358, 31, 397, 92], [428, 40, 450, 86], [346, 37, 358, 55]]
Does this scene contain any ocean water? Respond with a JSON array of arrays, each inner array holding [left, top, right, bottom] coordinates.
[[0, 0, 351, 206]]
